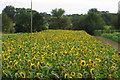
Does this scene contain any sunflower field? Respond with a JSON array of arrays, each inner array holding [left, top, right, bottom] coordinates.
[[2, 30, 120, 79]]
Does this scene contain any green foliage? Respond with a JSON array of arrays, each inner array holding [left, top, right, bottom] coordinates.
[[100, 11, 113, 26], [111, 14, 118, 29], [78, 11, 105, 35], [2, 5, 119, 34], [51, 8, 65, 18], [88, 8, 99, 13], [118, 13, 120, 29], [62, 16, 72, 30], [94, 29, 120, 36], [15, 12, 31, 33], [14, 8, 45, 33], [2, 13, 15, 33], [2, 6, 15, 21], [104, 25, 113, 30], [71, 14, 81, 30], [101, 33, 120, 43], [33, 12, 46, 32], [49, 8, 72, 30]]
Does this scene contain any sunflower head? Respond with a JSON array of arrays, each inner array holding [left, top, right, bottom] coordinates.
[[20, 72, 26, 78], [64, 73, 69, 78], [77, 73, 82, 78], [37, 62, 41, 70], [36, 73, 41, 78], [111, 66, 115, 70], [30, 63, 36, 70], [7, 65, 12, 69], [90, 68, 94, 75], [15, 72, 19, 78], [81, 60, 86, 66], [2, 70, 8, 77], [25, 53, 29, 57], [18, 45, 22, 48], [95, 58, 101, 62], [89, 59, 94, 64], [71, 72, 75, 76]]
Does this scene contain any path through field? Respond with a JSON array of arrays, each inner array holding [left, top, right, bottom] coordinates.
[[94, 36, 120, 51]]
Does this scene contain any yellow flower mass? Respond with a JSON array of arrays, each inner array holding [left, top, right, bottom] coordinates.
[[2, 30, 120, 78]]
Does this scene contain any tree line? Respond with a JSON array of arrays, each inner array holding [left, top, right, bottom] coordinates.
[[1, 5, 119, 35]]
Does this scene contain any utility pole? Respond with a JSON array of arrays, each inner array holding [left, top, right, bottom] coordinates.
[[118, 1, 120, 13], [31, 0, 32, 33]]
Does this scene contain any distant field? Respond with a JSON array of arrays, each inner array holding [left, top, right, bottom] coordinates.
[[2, 30, 120, 78]]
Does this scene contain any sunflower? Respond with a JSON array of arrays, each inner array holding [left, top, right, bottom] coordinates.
[[77, 73, 82, 78], [15, 72, 19, 78], [95, 58, 101, 62], [7, 65, 12, 69], [64, 73, 69, 78], [9, 61, 13, 65], [80, 60, 86, 66], [27, 60, 31, 65], [18, 45, 22, 48], [68, 76, 72, 78], [20, 72, 26, 78], [89, 59, 94, 64], [3, 55, 10, 61], [14, 61, 18, 69], [108, 74, 112, 78], [25, 53, 29, 57], [37, 62, 41, 70], [90, 68, 94, 75], [2, 70, 8, 77], [92, 62, 97, 67], [32, 57, 36, 62], [36, 73, 41, 78], [30, 63, 36, 70], [111, 66, 115, 70], [101, 57, 107, 60], [71, 72, 75, 76]]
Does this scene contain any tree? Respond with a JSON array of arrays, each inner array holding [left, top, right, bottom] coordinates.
[[33, 12, 46, 32], [51, 8, 65, 18], [111, 14, 119, 29], [78, 11, 105, 35], [0, 14, 2, 33], [118, 13, 120, 29], [71, 14, 81, 30], [15, 12, 31, 33], [15, 8, 46, 33], [49, 8, 72, 29], [2, 6, 15, 21], [86, 12, 105, 34], [2, 13, 15, 33], [88, 8, 99, 13], [100, 11, 113, 26], [60, 16, 72, 30]]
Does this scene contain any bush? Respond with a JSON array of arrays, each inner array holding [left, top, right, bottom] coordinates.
[[94, 29, 120, 36], [101, 33, 120, 43]]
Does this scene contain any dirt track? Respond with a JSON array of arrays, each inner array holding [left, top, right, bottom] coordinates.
[[94, 36, 120, 51]]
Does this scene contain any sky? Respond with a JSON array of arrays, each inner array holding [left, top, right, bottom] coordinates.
[[0, 0, 120, 14]]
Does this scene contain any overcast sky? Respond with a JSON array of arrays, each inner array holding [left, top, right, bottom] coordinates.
[[0, 0, 119, 14]]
